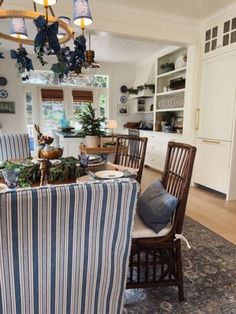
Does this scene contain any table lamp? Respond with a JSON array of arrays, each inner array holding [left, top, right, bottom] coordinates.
[[107, 120, 118, 144]]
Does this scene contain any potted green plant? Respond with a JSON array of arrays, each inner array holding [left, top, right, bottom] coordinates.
[[79, 104, 106, 147]]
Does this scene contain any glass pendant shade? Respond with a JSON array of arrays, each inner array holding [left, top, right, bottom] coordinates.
[[73, 0, 93, 28], [33, 0, 57, 6], [57, 16, 71, 39], [10, 18, 28, 39]]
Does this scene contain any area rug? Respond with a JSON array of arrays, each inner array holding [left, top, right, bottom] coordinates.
[[123, 217, 236, 314]]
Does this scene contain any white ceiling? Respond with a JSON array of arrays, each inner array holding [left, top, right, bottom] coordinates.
[[99, 0, 236, 19], [2, 0, 235, 19]]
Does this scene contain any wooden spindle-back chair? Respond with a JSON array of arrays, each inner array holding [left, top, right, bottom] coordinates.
[[114, 135, 148, 183], [127, 141, 196, 301]]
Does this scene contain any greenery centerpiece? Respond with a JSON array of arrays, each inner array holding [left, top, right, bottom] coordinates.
[[79, 104, 106, 148], [0, 157, 80, 188]]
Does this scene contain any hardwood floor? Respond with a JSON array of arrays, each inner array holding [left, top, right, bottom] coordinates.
[[142, 166, 236, 245]]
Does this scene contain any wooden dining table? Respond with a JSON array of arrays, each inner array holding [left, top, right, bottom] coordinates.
[[0, 160, 137, 188]]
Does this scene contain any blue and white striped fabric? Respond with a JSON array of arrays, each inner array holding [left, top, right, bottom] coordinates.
[[0, 179, 139, 314], [0, 133, 31, 161]]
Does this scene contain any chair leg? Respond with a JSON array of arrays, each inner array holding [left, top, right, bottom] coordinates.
[[176, 242, 185, 302]]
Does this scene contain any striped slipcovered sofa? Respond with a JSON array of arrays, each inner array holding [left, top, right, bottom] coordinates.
[[0, 133, 31, 161], [0, 179, 139, 314]]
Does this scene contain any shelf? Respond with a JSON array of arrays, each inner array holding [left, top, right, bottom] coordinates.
[[156, 89, 185, 97], [129, 90, 154, 99], [155, 108, 184, 112], [156, 67, 186, 79], [135, 111, 153, 114]]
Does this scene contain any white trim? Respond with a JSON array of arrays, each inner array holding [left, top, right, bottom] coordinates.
[[202, 2, 236, 26]]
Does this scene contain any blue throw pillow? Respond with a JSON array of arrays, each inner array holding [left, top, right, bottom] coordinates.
[[137, 180, 178, 234]]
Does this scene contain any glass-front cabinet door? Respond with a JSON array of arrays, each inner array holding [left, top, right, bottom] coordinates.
[[204, 26, 219, 54], [222, 17, 236, 47], [203, 16, 236, 56]]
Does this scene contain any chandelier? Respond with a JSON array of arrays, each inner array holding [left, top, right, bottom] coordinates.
[[0, 0, 99, 79]]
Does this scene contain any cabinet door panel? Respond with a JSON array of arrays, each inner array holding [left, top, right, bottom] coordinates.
[[145, 138, 169, 171], [198, 53, 236, 141], [194, 139, 230, 193]]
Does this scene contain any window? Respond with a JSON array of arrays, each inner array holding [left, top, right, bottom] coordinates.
[[25, 91, 35, 151], [71, 90, 94, 131], [98, 94, 108, 131], [41, 89, 64, 135], [72, 102, 90, 131], [23, 70, 109, 89], [23, 73, 109, 136], [99, 94, 106, 117], [42, 101, 64, 135]]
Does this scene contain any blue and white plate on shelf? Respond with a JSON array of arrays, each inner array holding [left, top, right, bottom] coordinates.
[[0, 89, 8, 99], [120, 95, 128, 104]]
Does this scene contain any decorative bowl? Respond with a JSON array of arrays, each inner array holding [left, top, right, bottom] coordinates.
[[39, 147, 63, 160]]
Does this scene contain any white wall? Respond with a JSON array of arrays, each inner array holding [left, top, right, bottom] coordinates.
[[0, 54, 26, 134]]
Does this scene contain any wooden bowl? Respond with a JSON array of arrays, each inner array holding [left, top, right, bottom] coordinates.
[[40, 147, 63, 160]]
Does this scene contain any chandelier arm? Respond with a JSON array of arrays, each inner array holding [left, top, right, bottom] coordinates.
[[45, 6, 48, 23], [33, 2, 37, 12], [0, 10, 74, 45], [49, 6, 55, 17]]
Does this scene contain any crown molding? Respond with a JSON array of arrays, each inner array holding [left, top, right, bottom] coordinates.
[[95, 0, 201, 25], [202, 2, 236, 25]]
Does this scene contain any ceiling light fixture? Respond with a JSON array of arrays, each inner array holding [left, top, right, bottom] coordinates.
[[73, 0, 93, 31], [10, 18, 28, 39], [0, 0, 74, 45], [57, 16, 71, 39], [33, 0, 57, 6], [0, 0, 101, 78]]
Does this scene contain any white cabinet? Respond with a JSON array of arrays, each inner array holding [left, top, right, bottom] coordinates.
[[203, 16, 236, 58], [145, 135, 166, 171], [197, 51, 236, 141], [194, 139, 231, 194], [141, 131, 177, 172], [194, 48, 236, 199]]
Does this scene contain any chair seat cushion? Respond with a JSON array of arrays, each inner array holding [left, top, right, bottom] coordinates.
[[137, 180, 178, 234], [132, 213, 172, 238]]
